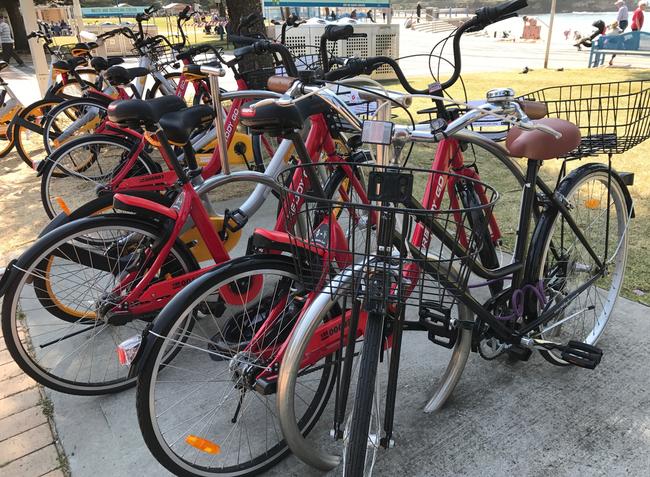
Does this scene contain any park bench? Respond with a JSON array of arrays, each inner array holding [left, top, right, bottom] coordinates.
[[589, 31, 650, 67]]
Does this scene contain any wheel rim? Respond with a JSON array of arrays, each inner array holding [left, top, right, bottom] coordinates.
[[7, 222, 192, 391], [536, 171, 628, 362], [44, 139, 154, 218], [144, 266, 334, 476]]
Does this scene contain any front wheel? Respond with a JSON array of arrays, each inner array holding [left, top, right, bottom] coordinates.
[[276, 267, 474, 473], [136, 255, 335, 476], [526, 164, 630, 365], [1, 215, 197, 394]]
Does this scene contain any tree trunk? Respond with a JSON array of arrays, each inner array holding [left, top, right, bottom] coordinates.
[[224, 0, 273, 86], [6, 0, 28, 52], [224, 0, 265, 35]]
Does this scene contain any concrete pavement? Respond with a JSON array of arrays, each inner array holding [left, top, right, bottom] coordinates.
[[46, 268, 650, 476]]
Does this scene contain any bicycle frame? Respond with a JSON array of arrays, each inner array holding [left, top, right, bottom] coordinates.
[[94, 111, 359, 319]]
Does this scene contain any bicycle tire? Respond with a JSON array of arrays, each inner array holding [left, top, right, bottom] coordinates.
[[42, 97, 109, 156], [40, 134, 161, 219], [458, 180, 502, 295], [525, 163, 629, 365], [0, 112, 15, 158], [148, 72, 210, 106], [343, 312, 384, 476], [136, 255, 336, 476], [12, 98, 63, 169], [49, 76, 97, 100], [1, 215, 198, 394]]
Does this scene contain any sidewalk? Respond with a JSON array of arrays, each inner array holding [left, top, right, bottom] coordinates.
[[0, 329, 67, 477]]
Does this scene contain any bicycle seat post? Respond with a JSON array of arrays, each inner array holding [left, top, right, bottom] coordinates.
[[205, 65, 230, 175]]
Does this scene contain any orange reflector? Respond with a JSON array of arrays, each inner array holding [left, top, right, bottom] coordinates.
[[584, 198, 601, 210], [55, 197, 71, 216], [185, 435, 221, 455]]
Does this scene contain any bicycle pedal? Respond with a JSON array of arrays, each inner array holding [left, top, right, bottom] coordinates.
[[506, 345, 532, 362], [419, 306, 457, 349], [560, 340, 603, 370]]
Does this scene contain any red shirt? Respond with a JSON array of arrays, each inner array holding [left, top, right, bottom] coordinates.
[[632, 8, 644, 30]]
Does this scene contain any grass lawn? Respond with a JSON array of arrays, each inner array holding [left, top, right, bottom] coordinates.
[[383, 67, 650, 305], [50, 16, 229, 48]]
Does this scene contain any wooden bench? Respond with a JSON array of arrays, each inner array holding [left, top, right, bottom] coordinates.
[[589, 31, 650, 67]]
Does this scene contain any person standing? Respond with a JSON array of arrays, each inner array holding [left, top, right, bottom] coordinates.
[[632, 1, 646, 30], [616, 0, 629, 30], [416, 2, 422, 23], [0, 15, 25, 67]]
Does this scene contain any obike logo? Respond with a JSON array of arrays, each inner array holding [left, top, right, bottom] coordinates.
[[176, 77, 188, 97], [433, 174, 446, 209], [288, 172, 307, 217], [421, 227, 432, 249], [171, 276, 197, 290], [140, 173, 164, 183], [312, 224, 330, 248], [320, 322, 342, 341], [225, 106, 239, 140]]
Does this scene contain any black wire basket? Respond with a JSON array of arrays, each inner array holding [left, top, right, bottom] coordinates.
[[275, 162, 499, 314], [521, 80, 650, 157]]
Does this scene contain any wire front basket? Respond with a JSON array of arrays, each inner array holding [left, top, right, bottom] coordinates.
[[276, 163, 499, 313], [522, 80, 650, 157]]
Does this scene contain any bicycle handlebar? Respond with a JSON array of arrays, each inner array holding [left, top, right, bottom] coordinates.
[[230, 36, 299, 77], [318, 0, 526, 94]]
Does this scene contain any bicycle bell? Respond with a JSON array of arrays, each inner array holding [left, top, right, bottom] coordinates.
[[486, 88, 515, 103]]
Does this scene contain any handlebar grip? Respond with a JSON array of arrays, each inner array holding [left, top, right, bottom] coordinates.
[[233, 45, 255, 57], [145, 4, 158, 14], [267, 75, 297, 94], [323, 25, 354, 42], [475, 0, 528, 25], [180, 5, 191, 17]]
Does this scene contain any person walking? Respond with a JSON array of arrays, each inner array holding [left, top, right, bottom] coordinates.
[[0, 15, 25, 67], [416, 2, 422, 23], [616, 0, 629, 30], [632, 0, 646, 30]]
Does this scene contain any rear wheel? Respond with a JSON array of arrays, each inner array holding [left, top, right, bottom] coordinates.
[[148, 72, 211, 106], [42, 98, 109, 155], [526, 164, 629, 365], [1, 215, 197, 394], [40, 134, 160, 219], [12, 98, 62, 169], [136, 255, 336, 476]]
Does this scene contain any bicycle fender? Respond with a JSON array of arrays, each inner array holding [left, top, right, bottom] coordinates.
[[39, 212, 70, 237], [0, 259, 17, 297]]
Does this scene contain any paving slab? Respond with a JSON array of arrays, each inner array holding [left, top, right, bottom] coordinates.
[[1, 443, 60, 477], [0, 388, 42, 420], [0, 373, 36, 400], [0, 405, 48, 441], [0, 422, 53, 465], [0, 360, 23, 382]]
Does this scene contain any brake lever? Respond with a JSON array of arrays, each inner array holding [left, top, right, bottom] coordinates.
[[535, 123, 563, 139], [518, 120, 562, 139]]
